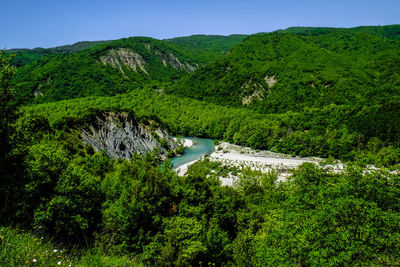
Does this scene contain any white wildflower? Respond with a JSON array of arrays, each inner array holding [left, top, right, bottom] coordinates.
[[58, 261, 61, 265], [32, 259, 37, 262], [54, 249, 58, 253]]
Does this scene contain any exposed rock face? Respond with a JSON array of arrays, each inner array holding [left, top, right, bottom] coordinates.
[[159, 51, 198, 72], [81, 112, 178, 160], [242, 89, 264, 106], [241, 78, 266, 106], [100, 46, 198, 76], [265, 75, 277, 88], [100, 48, 149, 75], [241, 75, 277, 106]]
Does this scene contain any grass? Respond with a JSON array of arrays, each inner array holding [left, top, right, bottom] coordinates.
[[0, 227, 143, 267]]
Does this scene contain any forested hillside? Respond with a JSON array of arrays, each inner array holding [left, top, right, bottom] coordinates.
[[24, 86, 400, 163], [169, 28, 400, 112], [10, 34, 247, 105], [12, 37, 200, 104], [278, 24, 400, 40], [165, 34, 248, 63], [8, 34, 247, 68], [7, 40, 110, 67], [168, 28, 400, 148]]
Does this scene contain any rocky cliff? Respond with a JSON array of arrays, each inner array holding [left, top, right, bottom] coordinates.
[[100, 48, 149, 75], [100, 44, 198, 76], [81, 112, 178, 160]]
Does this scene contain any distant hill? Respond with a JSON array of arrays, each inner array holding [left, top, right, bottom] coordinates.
[[13, 37, 200, 104], [8, 34, 248, 68], [7, 40, 110, 67], [165, 34, 248, 63]]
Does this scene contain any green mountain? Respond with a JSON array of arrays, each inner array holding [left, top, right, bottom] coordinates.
[[9, 34, 247, 68], [168, 28, 400, 113], [7, 40, 110, 67], [167, 28, 400, 147], [12, 37, 200, 104], [11, 34, 247, 105], [165, 34, 248, 63]]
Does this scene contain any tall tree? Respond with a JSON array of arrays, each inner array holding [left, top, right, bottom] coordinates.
[[0, 51, 18, 223]]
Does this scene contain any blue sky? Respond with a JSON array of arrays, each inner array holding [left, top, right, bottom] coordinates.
[[2, 0, 399, 49]]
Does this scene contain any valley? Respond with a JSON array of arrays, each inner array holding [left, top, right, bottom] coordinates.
[[2, 24, 400, 266]]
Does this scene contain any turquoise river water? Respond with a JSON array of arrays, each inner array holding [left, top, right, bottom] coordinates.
[[170, 137, 214, 169]]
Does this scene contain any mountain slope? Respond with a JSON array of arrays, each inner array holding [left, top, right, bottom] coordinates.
[[165, 34, 248, 63], [7, 40, 110, 67], [13, 37, 200, 104], [168, 29, 400, 113], [9, 34, 247, 68], [351, 25, 400, 40], [278, 24, 400, 40]]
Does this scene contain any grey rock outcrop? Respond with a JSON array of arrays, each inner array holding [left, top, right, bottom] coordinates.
[[81, 112, 178, 160], [100, 46, 198, 76], [100, 48, 149, 75]]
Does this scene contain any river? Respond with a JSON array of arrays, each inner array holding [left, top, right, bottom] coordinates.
[[170, 137, 214, 169]]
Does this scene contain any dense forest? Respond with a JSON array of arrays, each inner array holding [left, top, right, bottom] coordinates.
[[11, 37, 203, 104], [169, 27, 400, 113], [7, 40, 110, 67], [9, 34, 247, 105], [22, 86, 400, 164], [278, 24, 400, 40], [1, 25, 400, 266], [165, 34, 248, 63], [167, 26, 400, 156]]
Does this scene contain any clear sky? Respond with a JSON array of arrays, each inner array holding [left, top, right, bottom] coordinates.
[[2, 0, 399, 49]]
